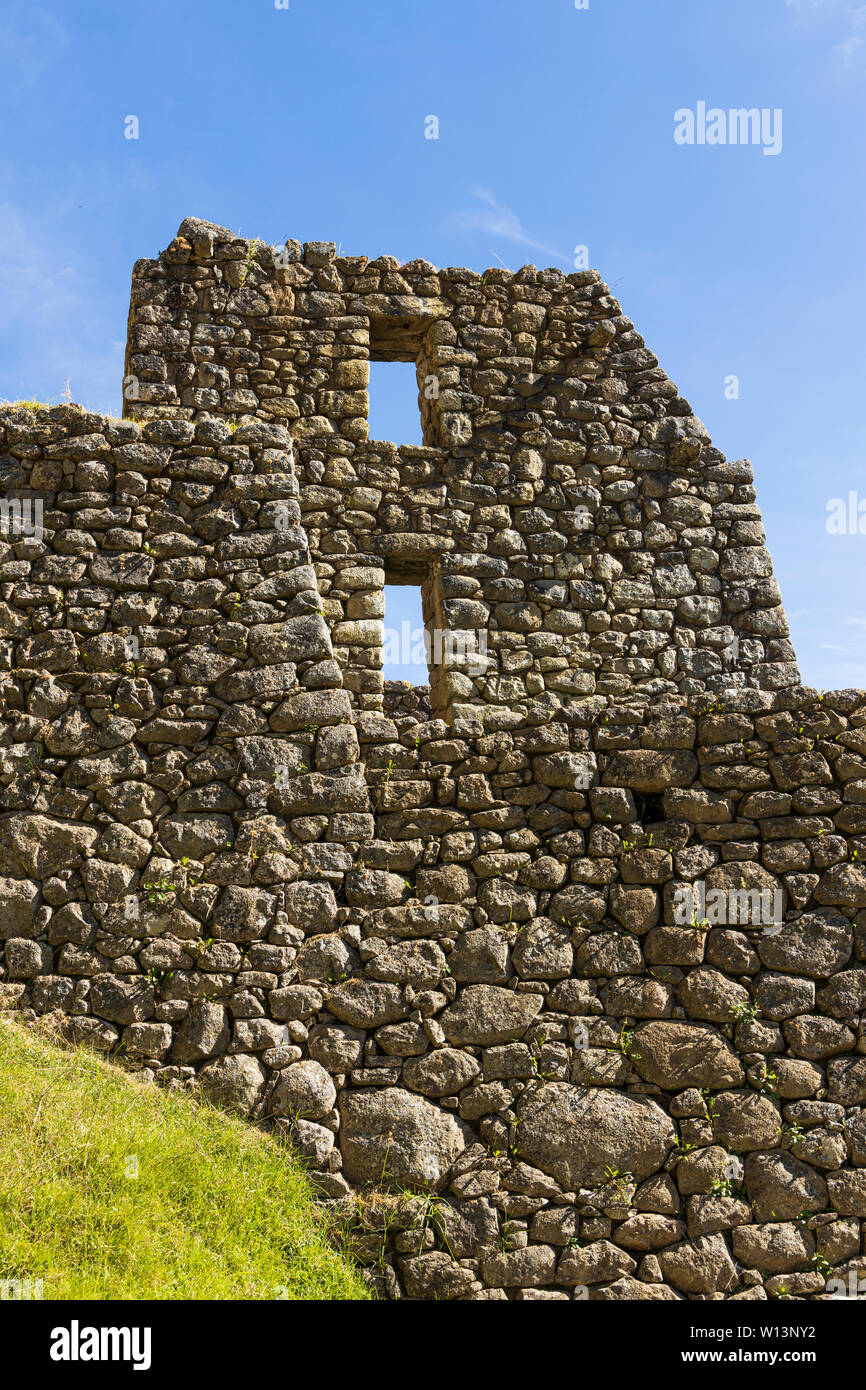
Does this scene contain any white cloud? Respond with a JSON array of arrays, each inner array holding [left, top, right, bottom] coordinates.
[[786, 0, 866, 66], [457, 189, 567, 265]]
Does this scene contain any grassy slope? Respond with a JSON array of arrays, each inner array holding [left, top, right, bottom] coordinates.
[[0, 1017, 369, 1301]]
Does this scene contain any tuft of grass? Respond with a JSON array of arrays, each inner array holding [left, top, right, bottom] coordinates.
[[0, 1017, 369, 1301]]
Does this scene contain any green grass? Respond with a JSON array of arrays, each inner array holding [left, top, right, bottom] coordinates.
[[0, 1017, 370, 1301]]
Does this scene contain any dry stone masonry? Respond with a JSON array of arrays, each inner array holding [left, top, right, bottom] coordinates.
[[1, 217, 865, 1301]]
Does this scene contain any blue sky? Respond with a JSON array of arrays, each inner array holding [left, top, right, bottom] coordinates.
[[1, 0, 864, 687]]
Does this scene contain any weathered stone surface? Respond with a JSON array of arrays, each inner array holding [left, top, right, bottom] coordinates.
[[515, 1084, 674, 1188], [827, 1171, 866, 1216], [555, 1240, 636, 1286], [478, 1246, 557, 1289], [744, 1150, 828, 1221], [90, 974, 155, 1025], [632, 1021, 744, 1090], [283, 881, 338, 934], [172, 1001, 230, 1063], [589, 1276, 682, 1301], [827, 1057, 866, 1105], [366, 939, 446, 988], [122, 1022, 173, 1060], [449, 927, 510, 985], [614, 1215, 686, 1250], [440, 986, 543, 1045], [339, 1089, 469, 1188], [675, 1146, 731, 1197], [213, 885, 277, 941], [402, 1048, 481, 1097], [603, 750, 698, 792], [685, 1195, 751, 1237], [0, 816, 98, 879], [0, 879, 40, 938], [657, 1234, 738, 1294], [399, 1252, 476, 1300], [326, 980, 407, 1028], [732, 1223, 815, 1273], [159, 814, 234, 860], [197, 1054, 267, 1116], [756, 909, 853, 979], [4, 938, 51, 978], [272, 1060, 336, 1121], [676, 967, 749, 1022], [710, 1090, 781, 1152]]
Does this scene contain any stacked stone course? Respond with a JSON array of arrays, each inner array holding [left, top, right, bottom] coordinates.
[[0, 219, 864, 1301]]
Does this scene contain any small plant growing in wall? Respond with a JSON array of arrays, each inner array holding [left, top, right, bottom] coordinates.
[[760, 1065, 778, 1095], [497, 1215, 513, 1253], [674, 1139, 698, 1159], [781, 1121, 805, 1147], [140, 877, 176, 907], [401, 1191, 456, 1262], [144, 968, 174, 996], [617, 1025, 641, 1062], [594, 1167, 634, 1207], [239, 240, 260, 287], [507, 1114, 524, 1157]]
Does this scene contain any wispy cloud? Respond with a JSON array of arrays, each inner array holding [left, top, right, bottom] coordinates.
[[0, 202, 81, 326], [786, 0, 851, 15], [0, 202, 123, 413], [788, 604, 866, 689], [0, 4, 68, 92], [837, 28, 865, 63], [456, 189, 568, 266], [786, 0, 866, 66]]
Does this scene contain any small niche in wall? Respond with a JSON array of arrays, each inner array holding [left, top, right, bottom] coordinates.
[[634, 791, 665, 825]]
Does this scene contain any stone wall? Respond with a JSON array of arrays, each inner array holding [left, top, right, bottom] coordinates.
[[125, 218, 799, 719], [0, 220, 863, 1302]]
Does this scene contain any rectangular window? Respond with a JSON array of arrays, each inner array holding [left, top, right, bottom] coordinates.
[[382, 583, 429, 682], [367, 360, 423, 447]]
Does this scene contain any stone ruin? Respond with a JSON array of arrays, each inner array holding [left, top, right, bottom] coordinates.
[[1, 216, 865, 1301]]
